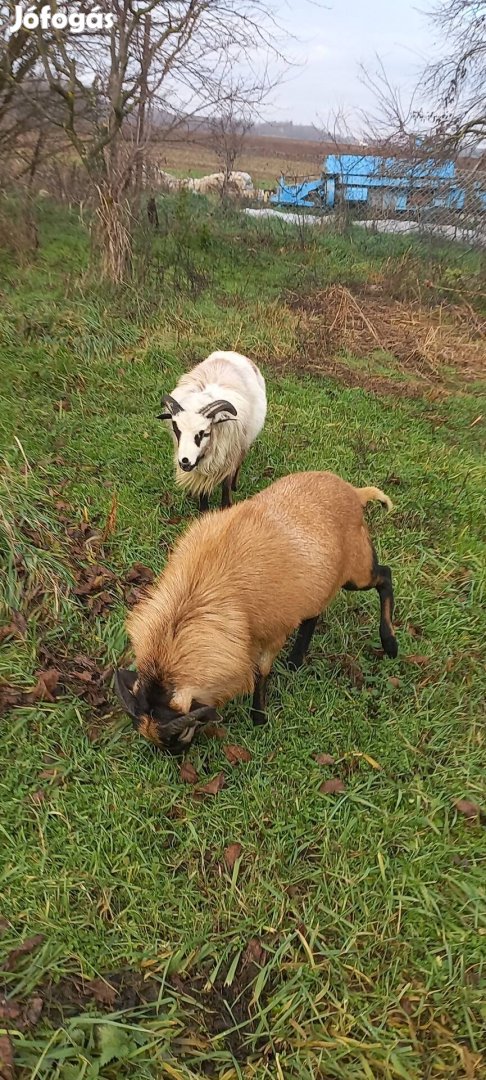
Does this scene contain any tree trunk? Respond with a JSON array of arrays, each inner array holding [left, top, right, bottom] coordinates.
[[133, 12, 152, 211]]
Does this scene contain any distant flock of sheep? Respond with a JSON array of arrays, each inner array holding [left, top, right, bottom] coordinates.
[[154, 168, 270, 201], [115, 350, 398, 754]]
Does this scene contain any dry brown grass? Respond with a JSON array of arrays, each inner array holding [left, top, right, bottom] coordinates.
[[287, 282, 486, 396]]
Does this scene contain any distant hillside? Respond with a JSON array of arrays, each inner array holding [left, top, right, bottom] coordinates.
[[151, 109, 360, 144]]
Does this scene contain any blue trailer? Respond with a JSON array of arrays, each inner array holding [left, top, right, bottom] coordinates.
[[270, 152, 484, 215]]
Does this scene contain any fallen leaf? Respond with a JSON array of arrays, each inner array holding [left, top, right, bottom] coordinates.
[[223, 744, 252, 765], [319, 778, 346, 795], [179, 761, 199, 785], [243, 938, 266, 965], [204, 723, 227, 740], [23, 996, 43, 1027], [388, 676, 401, 688], [4, 934, 44, 971], [87, 591, 114, 617], [455, 799, 484, 823], [0, 685, 25, 717], [37, 768, 64, 787], [224, 843, 243, 870], [74, 567, 114, 598], [0, 1034, 14, 1080], [197, 772, 226, 796], [166, 515, 183, 526], [0, 1000, 21, 1022], [350, 751, 382, 770], [313, 753, 335, 766], [86, 723, 104, 743], [0, 610, 27, 642], [404, 655, 430, 666], [407, 623, 423, 638], [30, 790, 46, 805], [125, 563, 155, 585], [29, 668, 60, 703], [85, 979, 116, 1007]]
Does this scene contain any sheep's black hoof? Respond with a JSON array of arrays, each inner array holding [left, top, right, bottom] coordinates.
[[284, 653, 304, 671], [382, 634, 398, 659], [251, 708, 267, 726]]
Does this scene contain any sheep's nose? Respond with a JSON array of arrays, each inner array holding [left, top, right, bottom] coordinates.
[[180, 457, 193, 471], [181, 457, 189, 466]]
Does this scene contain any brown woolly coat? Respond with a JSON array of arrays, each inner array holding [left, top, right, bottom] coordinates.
[[127, 471, 391, 714]]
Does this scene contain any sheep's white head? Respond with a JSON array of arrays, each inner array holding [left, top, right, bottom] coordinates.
[[157, 394, 237, 472]]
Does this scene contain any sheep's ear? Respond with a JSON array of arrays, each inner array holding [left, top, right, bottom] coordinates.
[[200, 399, 237, 420], [114, 668, 143, 720], [157, 411, 171, 421], [159, 393, 182, 417]]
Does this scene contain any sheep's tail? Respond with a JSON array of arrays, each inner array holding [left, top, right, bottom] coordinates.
[[356, 486, 393, 512]]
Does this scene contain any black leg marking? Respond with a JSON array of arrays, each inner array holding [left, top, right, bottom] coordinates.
[[221, 475, 233, 510], [231, 467, 240, 492], [251, 671, 268, 725], [343, 550, 398, 659], [376, 564, 398, 658], [199, 493, 210, 513], [285, 617, 319, 671]]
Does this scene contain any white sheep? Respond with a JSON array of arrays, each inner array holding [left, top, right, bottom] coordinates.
[[158, 350, 267, 511]]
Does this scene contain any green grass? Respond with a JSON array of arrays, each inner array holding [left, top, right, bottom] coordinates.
[[0, 200, 485, 1079]]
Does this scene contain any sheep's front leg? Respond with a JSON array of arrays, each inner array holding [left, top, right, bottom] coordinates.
[[285, 616, 319, 671], [221, 475, 233, 510], [251, 671, 268, 725], [199, 493, 210, 513], [251, 640, 285, 725]]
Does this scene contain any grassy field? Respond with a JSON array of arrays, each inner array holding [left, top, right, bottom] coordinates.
[[0, 198, 485, 1079], [149, 131, 325, 185]]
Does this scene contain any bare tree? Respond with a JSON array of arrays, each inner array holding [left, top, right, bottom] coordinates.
[[208, 90, 253, 199], [425, 0, 486, 148], [30, 0, 286, 280], [360, 3, 486, 154], [0, 3, 43, 154]]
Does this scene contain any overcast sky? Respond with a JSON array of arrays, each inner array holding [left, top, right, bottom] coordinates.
[[262, 0, 436, 129]]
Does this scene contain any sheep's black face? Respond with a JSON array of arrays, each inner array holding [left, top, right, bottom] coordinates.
[[114, 668, 217, 754]]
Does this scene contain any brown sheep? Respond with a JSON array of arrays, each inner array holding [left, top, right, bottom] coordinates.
[[115, 471, 397, 752]]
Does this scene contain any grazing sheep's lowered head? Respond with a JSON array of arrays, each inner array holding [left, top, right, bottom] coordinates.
[[158, 392, 237, 474], [114, 668, 218, 755]]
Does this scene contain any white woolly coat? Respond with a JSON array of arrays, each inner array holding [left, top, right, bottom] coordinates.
[[166, 351, 267, 497]]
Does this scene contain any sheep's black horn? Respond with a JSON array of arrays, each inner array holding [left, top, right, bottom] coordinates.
[[160, 393, 183, 416], [200, 399, 237, 419]]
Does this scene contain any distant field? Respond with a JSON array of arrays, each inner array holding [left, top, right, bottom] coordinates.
[[150, 132, 329, 185]]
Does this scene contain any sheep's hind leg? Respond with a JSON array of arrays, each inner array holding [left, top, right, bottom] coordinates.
[[221, 475, 233, 509], [285, 616, 319, 671], [374, 564, 398, 658], [343, 550, 398, 659]]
